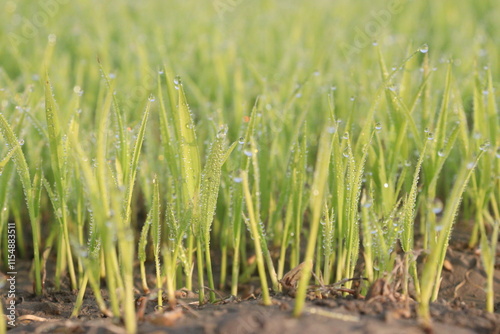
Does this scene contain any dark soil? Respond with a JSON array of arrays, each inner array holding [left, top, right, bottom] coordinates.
[[2, 228, 500, 334]]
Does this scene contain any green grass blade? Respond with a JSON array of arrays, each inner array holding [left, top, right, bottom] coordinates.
[[98, 59, 129, 182], [123, 98, 151, 224], [44, 74, 77, 289], [0, 114, 42, 294], [294, 126, 333, 317], [418, 151, 485, 325], [173, 78, 201, 204]]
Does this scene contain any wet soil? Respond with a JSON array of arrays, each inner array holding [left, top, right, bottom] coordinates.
[[2, 231, 500, 334]]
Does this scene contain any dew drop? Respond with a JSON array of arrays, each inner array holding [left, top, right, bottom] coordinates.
[[479, 141, 490, 151], [18, 139, 24, 146], [418, 44, 429, 53], [432, 206, 442, 214], [148, 95, 156, 102], [244, 150, 253, 157], [383, 183, 389, 188], [437, 150, 444, 157], [375, 122, 382, 131], [238, 137, 245, 144], [217, 124, 228, 138], [48, 34, 57, 44], [342, 132, 349, 140], [427, 132, 434, 141], [233, 177, 243, 183]]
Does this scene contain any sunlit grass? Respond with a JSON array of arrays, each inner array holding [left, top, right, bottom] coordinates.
[[0, 1, 499, 333]]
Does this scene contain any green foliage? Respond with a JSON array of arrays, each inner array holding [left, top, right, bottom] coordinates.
[[0, 1, 498, 331]]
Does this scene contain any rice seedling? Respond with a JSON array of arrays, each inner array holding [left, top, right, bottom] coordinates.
[[0, 113, 43, 295], [0, 1, 499, 333]]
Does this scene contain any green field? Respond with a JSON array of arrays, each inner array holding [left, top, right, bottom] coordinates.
[[1, 0, 499, 332]]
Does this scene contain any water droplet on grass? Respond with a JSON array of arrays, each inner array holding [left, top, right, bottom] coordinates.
[[437, 150, 444, 157], [418, 44, 429, 53], [48, 34, 57, 44], [217, 124, 228, 138], [375, 122, 382, 131], [244, 150, 253, 157], [479, 141, 490, 151], [148, 95, 156, 102]]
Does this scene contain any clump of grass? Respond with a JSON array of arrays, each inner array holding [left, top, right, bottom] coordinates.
[[0, 2, 499, 333], [418, 151, 485, 326], [0, 113, 42, 295]]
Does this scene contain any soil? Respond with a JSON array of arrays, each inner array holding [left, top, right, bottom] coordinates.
[[2, 226, 500, 334]]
